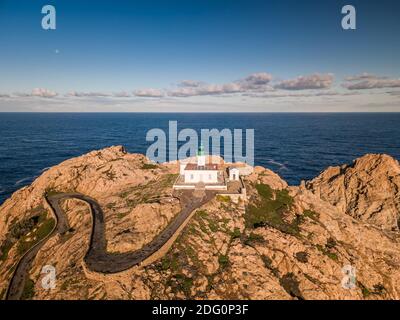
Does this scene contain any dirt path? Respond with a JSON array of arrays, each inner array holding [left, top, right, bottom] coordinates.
[[6, 189, 215, 300]]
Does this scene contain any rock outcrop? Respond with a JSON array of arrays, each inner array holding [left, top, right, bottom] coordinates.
[[306, 154, 400, 231], [0, 147, 399, 300]]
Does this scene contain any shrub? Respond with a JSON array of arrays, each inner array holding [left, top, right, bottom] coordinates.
[[245, 184, 299, 236], [279, 273, 303, 300], [295, 251, 308, 263], [141, 163, 158, 170], [218, 254, 229, 269]]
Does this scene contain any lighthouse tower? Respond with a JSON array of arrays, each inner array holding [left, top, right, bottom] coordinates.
[[197, 143, 206, 167]]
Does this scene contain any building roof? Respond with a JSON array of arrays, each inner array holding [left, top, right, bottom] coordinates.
[[185, 163, 220, 171]]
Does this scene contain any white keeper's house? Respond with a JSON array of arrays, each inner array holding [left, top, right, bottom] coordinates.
[[173, 144, 243, 191]]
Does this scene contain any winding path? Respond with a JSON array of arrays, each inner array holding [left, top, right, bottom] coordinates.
[[6, 189, 215, 300]]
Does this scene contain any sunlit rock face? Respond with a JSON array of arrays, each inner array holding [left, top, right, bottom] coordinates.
[[0, 147, 399, 300]]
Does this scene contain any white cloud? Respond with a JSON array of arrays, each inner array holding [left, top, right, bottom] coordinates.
[[169, 72, 273, 97], [344, 72, 387, 81], [178, 80, 204, 87], [65, 91, 111, 97], [343, 74, 400, 90], [133, 88, 165, 97], [113, 91, 132, 97], [31, 88, 58, 98], [274, 73, 334, 90]]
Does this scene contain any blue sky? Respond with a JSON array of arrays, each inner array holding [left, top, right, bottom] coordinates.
[[0, 0, 400, 111]]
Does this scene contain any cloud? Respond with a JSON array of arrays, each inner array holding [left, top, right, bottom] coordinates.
[[113, 91, 131, 97], [169, 72, 273, 97], [245, 90, 358, 99], [178, 80, 204, 87], [133, 88, 165, 97], [238, 72, 272, 90], [66, 91, 111, 97], [343, 74, 400, 90], [168, 83, 242, 97], [31, 88, 58, 98], [274, 73, 334, 90], [13, 88, 58, 98], [344, 72, 388, 81]]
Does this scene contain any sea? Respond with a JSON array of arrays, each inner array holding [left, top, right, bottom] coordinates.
[[1, 113, 400, 205]]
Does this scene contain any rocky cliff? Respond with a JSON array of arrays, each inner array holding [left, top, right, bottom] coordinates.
[[0, 147, 399, 300]]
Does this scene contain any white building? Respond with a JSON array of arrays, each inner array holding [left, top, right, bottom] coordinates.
[[229, 167, 240, 181], [182, 144, 219, 184], [173, 144, 227, 190]]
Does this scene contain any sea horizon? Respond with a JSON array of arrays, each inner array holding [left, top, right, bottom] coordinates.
[[1, 112, 399, 205]]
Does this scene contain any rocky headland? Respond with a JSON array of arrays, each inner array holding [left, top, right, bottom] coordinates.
[[0, 146, 399, 300]]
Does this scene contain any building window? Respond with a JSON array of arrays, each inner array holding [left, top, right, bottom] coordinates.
[[209, 174, 212, 180], [190, 174, 194, 180]]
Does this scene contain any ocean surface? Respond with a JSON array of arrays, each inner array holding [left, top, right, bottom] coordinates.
[[1, 113, 400, 205]]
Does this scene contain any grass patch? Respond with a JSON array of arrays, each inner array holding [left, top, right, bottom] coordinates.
[[0, 207, 53, 261], [303, 209, 320, 221], [0, 240, 14, 261], [216, 195, 231, 203], [230, 227, 241, 239], [141, 163, 159, 170], [245, 184, 300, 236], [218, 254, 229, 269], [21, 278, 35, 300], [316, 243, 338, 261], [17, 214, 55, 255], [167, 274, 193, 297], [243, 232, 265, 246]]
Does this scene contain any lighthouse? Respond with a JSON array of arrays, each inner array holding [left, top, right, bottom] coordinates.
[[197, 143, 206, 167]]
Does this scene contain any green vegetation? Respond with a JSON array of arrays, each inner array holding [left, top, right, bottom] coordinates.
[[373, 283, 386, 295], [303, 209, 320, 221], [359, 282, 371, 298], [21, 278, 35, 300], [0, 240, 13, 261], [304, 273, 320, 285], [230, 227, 241, 239], [17, 214, 55, 255], [45, 188, 64, 197], [261, 255, 279, 277], [119, 174, 178, 207], [325, 237, 337, 249], [359, 282, 386, 298], [0, 288, 5, 300], [218, 254, 229, 269], [141, 163, 159, 170], [279, 273, 303, 300], [216, 195, 231, 203], [295, 251, 309, 263], [0, 208, 54, 262], [315, 237, 339, 261], [243, 232, 264, 246], [167, 274, 193, 297], [316, 243, 338, 261], [245, 183, 301, 236]]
